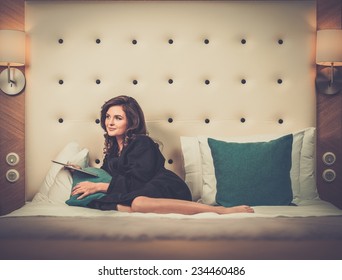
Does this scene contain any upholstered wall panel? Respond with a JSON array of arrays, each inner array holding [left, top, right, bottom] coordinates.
[[25, 1, 316, 200]]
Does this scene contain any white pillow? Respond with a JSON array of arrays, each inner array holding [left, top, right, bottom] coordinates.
[[180, 136, 202, 201], [45, 169, 73, 204], [299, 127, 319, 201], [32, 142, 81, 202], [180, 127, 316, 205], [47, 148, 90, 204]]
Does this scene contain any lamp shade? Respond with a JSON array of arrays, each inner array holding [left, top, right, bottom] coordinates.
[[315, 29, 342, 95], [316, 29, 342, 66], [0, 30, 25, 66]]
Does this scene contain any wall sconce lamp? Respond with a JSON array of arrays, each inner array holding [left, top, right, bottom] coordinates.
[[316, 29, 342, 95], [0, 30, 26, 95]]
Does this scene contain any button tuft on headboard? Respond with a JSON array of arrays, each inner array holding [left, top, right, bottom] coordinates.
[[25, 1, 317, 201], [278, 119, 284, 124], [277, 79, 283, 84]]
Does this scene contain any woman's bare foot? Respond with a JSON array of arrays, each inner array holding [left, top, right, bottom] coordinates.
[[217, 205, 254, 214]]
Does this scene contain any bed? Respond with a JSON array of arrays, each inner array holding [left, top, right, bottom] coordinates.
[[1, 128, 342, 260], [1, 0, 342, 260]]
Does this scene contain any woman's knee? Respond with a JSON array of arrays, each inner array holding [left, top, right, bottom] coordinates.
[[131, 196, 151, 212]]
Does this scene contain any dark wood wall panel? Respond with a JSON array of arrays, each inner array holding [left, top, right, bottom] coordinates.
[[316, 0, 342, 209], [0, 0, 25, 215]]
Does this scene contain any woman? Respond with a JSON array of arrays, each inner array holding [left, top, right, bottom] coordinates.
[[71, 95, 254, 214]]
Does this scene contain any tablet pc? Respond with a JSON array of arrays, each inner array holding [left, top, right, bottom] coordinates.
[[51, 160, 99, 177]]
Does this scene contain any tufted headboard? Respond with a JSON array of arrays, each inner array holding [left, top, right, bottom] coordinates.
[[25, 0, 316, 201]]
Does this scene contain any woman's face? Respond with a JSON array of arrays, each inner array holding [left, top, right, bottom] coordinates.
[[105, 105, 128, 140]]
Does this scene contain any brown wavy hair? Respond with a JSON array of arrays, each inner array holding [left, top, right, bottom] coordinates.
[[100, 95, 148, 156]]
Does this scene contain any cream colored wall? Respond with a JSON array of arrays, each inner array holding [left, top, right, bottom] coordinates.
[[25, 1, 316, 200]]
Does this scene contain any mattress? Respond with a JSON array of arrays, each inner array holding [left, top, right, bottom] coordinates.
[[1, 198, 342, 260]]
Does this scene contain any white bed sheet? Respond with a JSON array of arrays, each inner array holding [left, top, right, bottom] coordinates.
[[1, 198, 342, 260], [3, 198, 342, 219]]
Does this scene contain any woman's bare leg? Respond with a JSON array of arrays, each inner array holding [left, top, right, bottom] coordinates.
[[119, 196, 254, 215], [117, 204, 132, 213]]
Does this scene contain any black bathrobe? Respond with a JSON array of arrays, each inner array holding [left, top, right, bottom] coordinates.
[[88, 135, 192, 210]]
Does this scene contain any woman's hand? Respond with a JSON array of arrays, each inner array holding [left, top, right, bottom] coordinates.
[[72, 182, 109, 200]]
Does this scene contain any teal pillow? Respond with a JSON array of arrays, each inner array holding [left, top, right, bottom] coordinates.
[[208, 134, 293, 207], [65, 167, 111, 207]]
